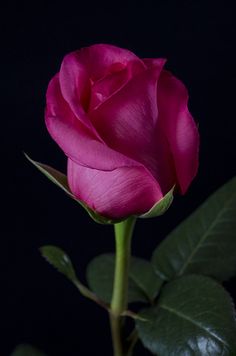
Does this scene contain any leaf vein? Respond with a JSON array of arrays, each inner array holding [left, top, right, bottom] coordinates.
[[160, 303, 229, 349], [177, 195, 236, 276]]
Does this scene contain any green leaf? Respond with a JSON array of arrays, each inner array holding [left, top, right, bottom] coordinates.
[[136, 275, 236, 355], [129, 257, 163, 302], [40, 246, 108, 307], [152, 177, 236, 282], [10, 344, 47, 356], [139, 186, 175, 218], [40, 245, 77, 282], [86, 254, 162, 304], [24, 153, 120, 224]]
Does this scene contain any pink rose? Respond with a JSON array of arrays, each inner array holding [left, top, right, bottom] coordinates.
[[45, 44, 199, 219]]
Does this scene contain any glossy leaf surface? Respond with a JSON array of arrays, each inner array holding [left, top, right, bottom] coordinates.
[[136, 275, 236, 355], [40, 245, 77, 282], [152, 177, 236, 281]]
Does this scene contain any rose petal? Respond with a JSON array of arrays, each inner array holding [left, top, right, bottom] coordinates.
[[67, 158, 163, 219], [89, 61, 176, 192], [46, 75, 141, 171], [59, 51, 91, 128], [89, 59, 144, 111], [73, 44, 145, 80], [157, 70, 199, 193], [142, 58, 167, 68], [59, 44, 145, 133]]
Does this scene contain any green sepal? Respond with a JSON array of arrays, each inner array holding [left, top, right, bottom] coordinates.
[[25, 153, 174, 223], [136, 275, 236, 355], [24, 153, 121, 224], [139, 186, 175, 218], [152, 177, 236, 282], [86, 254, 163, 304]]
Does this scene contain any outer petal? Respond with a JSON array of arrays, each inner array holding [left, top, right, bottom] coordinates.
[[157, 70, 199, 193], [89, 61, 176, 192], [45, 74, 140, 171], [67, 158, 163, 219]]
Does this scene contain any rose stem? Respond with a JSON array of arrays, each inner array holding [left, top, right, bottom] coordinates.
[[110, 217, 136, 356]]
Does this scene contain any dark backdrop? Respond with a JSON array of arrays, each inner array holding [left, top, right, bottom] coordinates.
[[2, 0, 236, 355]]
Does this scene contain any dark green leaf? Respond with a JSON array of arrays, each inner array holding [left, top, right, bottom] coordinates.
[[40, 246, 108, 306], [10, 344, 47, 356], [152, 177, 236, 281], [86, 254, 162, 304], [40, 245, 77, 282], [87, 254, 114, 303], [129, 257, 163, 302], [136, 275, 236, 355], [139, 186, 175, 218], [24, 153, 121, 224]]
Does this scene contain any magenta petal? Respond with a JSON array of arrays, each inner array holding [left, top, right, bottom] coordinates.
[[72, 44, 145, 80], [142, 58, 167, 69], [46, 75, 139, 171], [89, 64, 165, 177], [59, 45, 145, 132], [157, 71, 199, 193], [59, 51, 93, 132], [89, 59, 144, 111], [67, 158, 163, 219]]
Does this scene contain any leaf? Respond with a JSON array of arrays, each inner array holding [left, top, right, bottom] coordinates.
[[129, 257, 163, 302], [86, 254, 162, 304], [40, 246, 109, 307], [40, 245, 77, 282], [136, 275, 236, 356], [10, 344, 47, 356], [24, 153, 120, 224], [139, 186, 175, 218], [152, 177, 236, 282]]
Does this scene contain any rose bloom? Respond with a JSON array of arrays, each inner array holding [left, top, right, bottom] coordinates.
[[46, 44, 199, 219]]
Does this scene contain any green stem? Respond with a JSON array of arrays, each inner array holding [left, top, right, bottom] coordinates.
[[110, 217, 136, 356]]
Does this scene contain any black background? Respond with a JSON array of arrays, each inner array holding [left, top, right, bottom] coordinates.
[[2, 0, 236, 355]]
